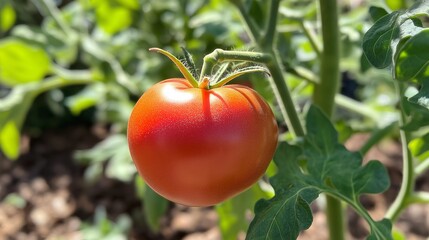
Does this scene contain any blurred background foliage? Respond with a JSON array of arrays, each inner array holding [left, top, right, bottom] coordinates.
[[0, 0, 401, 239]]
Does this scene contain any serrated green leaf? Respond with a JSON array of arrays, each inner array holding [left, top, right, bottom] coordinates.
[[305, 105, 337, 152], [0, 39, 51, 86], [247, 106, 392, 240], [395, 29, 429, 82]]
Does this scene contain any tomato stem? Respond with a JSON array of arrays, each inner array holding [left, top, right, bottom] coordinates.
[[198, 77, 210, 89], [385, 82, 415, 221], [149, 48, 199, 88], [199, 49, 272, 83]]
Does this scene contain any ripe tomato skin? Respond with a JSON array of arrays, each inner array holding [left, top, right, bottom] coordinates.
[[127, 78, 278, 206]]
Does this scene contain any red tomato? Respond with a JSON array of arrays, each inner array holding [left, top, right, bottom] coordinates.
[[127, 78, 278, 206]]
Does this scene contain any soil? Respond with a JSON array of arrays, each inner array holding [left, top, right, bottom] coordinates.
[[1, 125, 429, 240]]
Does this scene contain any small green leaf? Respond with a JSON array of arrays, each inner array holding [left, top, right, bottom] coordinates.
[[368, 6, 388, 22], [142, 184, 169, 232], [66, 84, 104, 115], [409, 133, 429, 161], [0, 3, 16, 32], [395, 29, 429, 82], [0, 121, 20, 159], [0, 39, 51, 86], [94, 2, 133, 35], [181, 47, 199, 79], [362, 12, 400, 68]]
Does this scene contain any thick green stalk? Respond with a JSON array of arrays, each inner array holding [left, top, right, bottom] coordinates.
[[313, 0, 344, 239], [385, 82, 415, 221], [313, 0, 341, 117]]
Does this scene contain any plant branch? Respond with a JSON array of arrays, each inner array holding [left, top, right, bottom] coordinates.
[[300, 20, 322, 57], [229, 0, 261, 43], [261, 0, 281, 48], [359, 122, 398, 156], [385, 82, 415, 221], [266, 55, 305, 137], [32, 0, 71, 36], [313, 0, 344, 239], [408, 191, 429, 204], [334, 94, 381, 122]]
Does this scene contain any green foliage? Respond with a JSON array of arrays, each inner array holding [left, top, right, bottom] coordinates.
[[0, 2, 16, 32], [246, 106, 392, 240], [363, 0, 429, 131], [135, 176, 169, 232], [80, 206, 132, 240], [75, 134, 135, 182], [0, 39, 51, 86], [216, 183, 273, 240]]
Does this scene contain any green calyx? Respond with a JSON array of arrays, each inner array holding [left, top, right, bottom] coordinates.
[[149, 47, 271, 89]]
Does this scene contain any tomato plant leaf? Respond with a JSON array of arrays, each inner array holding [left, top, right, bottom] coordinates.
[[0, 39, 51, 86], [0, 121, 20, 160], [409, 132, 429, 161], [395, 29, 429, 82], [402, 83, 429, 131], [367, 219, 393, 240], [217, 183, 273, 240], [142, 184, 169, 232], [362, 11, 400, 68], [246, 144, 319, 240], [363, 0, 429, 70], [368, 6, 388, 22], [247, 106, 392, 240]]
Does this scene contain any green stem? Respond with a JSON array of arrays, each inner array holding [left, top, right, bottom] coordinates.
[[230, 0, 261, 43], [266, 55, 305, 137], [33, 0, 72, 36], [299, 20, 322, 57], [313, 0, 344, 239], [334, 94, 381, 122], [261, 0, 280, 48], [287, 67, 382, 122], [408, 191, 429, 204], [199, 49, 271, 82], [385, 82, 415, 221], [313, 0, 341, 117]]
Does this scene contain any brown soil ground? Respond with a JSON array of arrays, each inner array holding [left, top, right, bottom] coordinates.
[[0, 125, 428, 240]]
